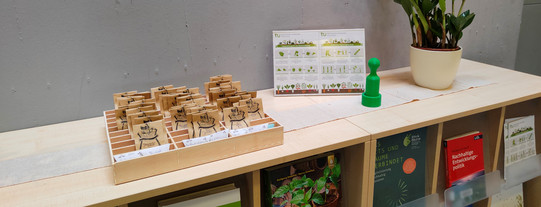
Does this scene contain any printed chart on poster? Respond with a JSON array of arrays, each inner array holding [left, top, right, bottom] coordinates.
[[273, 29, 366, 96]]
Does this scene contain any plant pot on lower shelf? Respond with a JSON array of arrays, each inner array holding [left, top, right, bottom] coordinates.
[[410, 46, 462, 90]]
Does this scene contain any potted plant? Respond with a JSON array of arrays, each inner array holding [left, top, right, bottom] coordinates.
[[394, 0, 475, 89], [272, 163, 341, 207]]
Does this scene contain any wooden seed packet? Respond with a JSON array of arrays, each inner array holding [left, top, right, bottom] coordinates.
[[160, 93, 181, 113], [186, 106, 205, 114], [191, 110, 221, 138], [210, 89, 236, 104], [202, 104, 218, 111], [216, 96, 241, 111], [117, 96, 144, 108], [219, 84, 232, 89], [139, 102, 157, 110], [113, 91, 137, 108], [232, 81, 241, 91], [134, 91, 152, 99], [204, 82, 219, 95], [115, 108, 128, 130], [153, 86, 180, 104], [170, 106, 188, 131], [127, 110, 161, 132], [132, 114, 163, 126], [187, 87, 200, 94], [150, 85, 173, 98], [141, 98, 156, 104], [247, 91, 257, 98], [209, 74, 233, 82], [132, 119, 168, 150], [240, 94, 252, 100], [240, 98, 264, 120], [125, 105, 154, 115], [223, 106, 250, 130]]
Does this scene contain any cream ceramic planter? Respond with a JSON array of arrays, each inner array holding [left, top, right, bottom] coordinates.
[[410, 46, 462, 90]]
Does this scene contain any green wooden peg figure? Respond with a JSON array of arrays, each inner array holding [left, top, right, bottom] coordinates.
[[362, 58, 382, 107]]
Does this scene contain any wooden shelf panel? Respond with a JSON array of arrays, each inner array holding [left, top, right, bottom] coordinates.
[[0, 119, 369, 206]]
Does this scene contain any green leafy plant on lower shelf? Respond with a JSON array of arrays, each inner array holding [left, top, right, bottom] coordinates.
[[272, 164, 341, 207]]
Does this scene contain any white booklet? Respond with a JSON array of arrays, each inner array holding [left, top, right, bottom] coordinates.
[[490, 183, 523, 207], [504, 115, 536, 167]]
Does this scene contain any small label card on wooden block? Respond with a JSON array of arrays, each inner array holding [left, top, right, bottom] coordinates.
[[273, 29, 366, 96], [114, 144, 171, 162], [133, 120, 168, 150], [183, 130, 230, 147]]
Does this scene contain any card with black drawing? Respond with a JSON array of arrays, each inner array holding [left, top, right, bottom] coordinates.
[[170, 106, 188, 131], [191, 110, 221, 138], [223, 106, 251, 130], [240, 98, 265, 120], [133, 119, 168, 150]]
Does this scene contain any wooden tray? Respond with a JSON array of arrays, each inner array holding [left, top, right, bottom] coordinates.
[[103, 110, 284, 184]]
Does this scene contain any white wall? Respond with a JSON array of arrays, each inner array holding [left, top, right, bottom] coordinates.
[[0, 0, 524, 132]]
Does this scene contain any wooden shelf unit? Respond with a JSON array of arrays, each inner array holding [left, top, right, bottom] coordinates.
[[1, 59, 541, 207]]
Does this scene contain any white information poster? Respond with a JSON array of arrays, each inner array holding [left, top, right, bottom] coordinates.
[[273, 29, 366, 96]]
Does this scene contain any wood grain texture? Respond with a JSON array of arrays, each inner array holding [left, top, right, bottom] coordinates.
[[0, 119, 369, 206]]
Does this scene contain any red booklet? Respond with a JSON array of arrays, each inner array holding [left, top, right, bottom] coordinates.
[[443, 131, 485, 187]]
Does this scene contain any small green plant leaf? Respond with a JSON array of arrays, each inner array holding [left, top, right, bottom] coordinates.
[[312, 193, 325, 205], [281, 200, 289, 206], [272, 185, 290, 198], [316, 177, 326, 192], [290, 178, 304, 189], [291, 193, 305, 205], [305, 177, 314, 188], [324, 166, 330, 178], [304, 188, 312, 201]]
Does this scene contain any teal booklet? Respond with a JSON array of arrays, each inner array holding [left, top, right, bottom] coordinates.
[[373, 127, 427, 207]]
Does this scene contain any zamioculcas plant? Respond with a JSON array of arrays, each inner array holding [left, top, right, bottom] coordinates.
[[394, 0, 475, 49], [394, 0, 476, 89]]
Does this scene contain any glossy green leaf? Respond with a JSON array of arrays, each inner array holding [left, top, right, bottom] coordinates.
[[438, 0, 446, 13], [304, 189, 312, 201], [290, 179, 304, 189], [291, 193, 304, 205], [323, 167, 330, 178], [401, 0, 413, 16], [305, 178, 314, 188], [293, 189, 304, 199], [272, 185, 290, 198], [312, 193, 325, 205], [332, 163, 341, 177], [409, 0, 429, 33], [316, 177, 326, 192]]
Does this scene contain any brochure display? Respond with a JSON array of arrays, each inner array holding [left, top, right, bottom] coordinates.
[[272, 29, 366, 96]]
